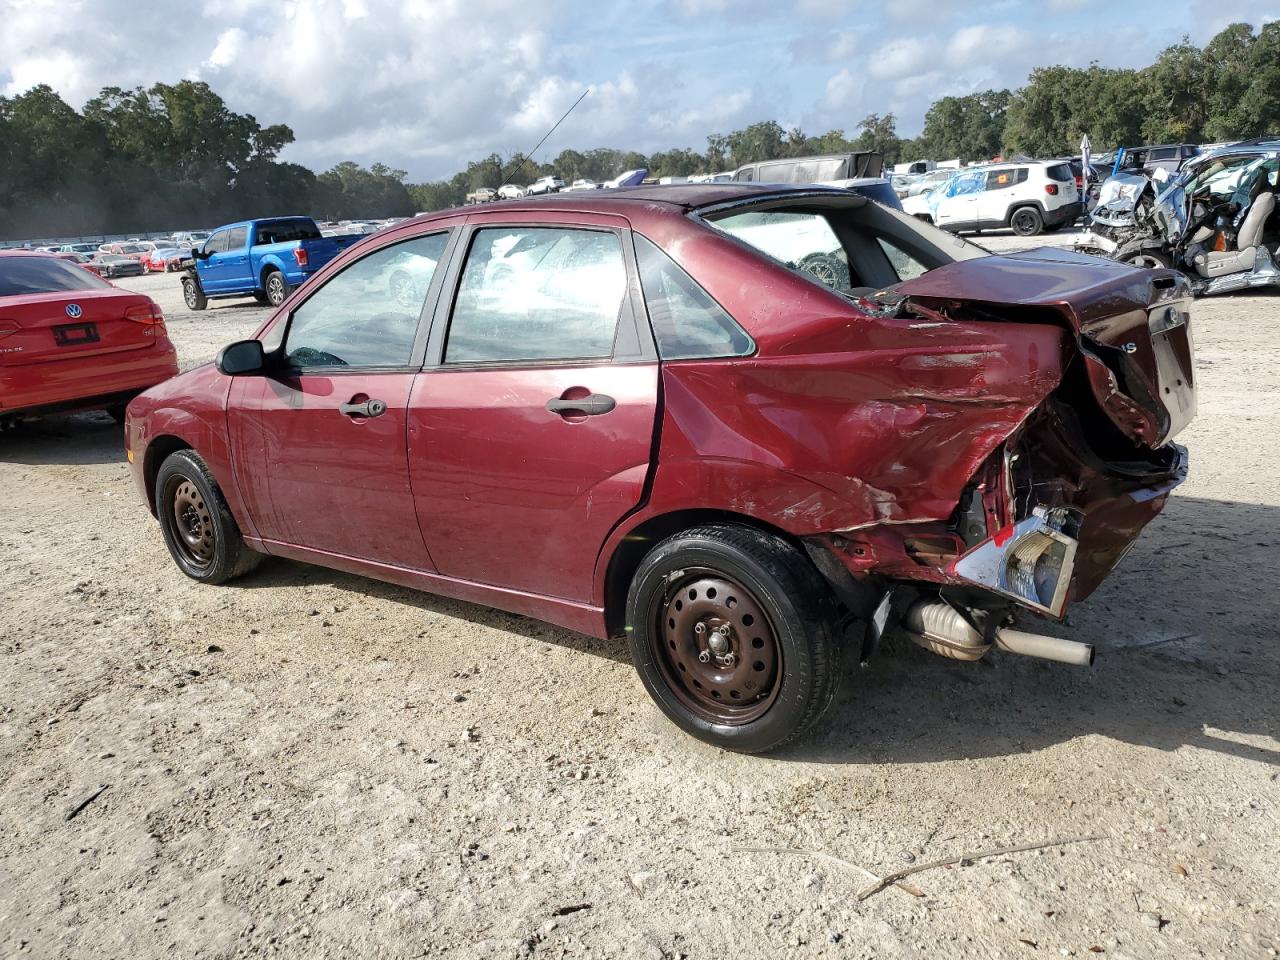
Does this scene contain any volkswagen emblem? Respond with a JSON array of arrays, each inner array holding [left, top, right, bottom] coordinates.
[[65, 303, 83, 319]]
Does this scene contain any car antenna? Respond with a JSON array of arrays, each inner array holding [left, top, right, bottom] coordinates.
[[500, 88, 590, 185]]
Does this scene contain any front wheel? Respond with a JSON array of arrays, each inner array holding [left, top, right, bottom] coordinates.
[[155, 450, 262, 584], [625, 524, 841, 754], [264, 269, 290, 307], [182, 276, 207, 311], [1010, 206, 1044, 237]]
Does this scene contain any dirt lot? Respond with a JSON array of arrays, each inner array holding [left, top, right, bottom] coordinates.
[[1, 229, 1277, 959]]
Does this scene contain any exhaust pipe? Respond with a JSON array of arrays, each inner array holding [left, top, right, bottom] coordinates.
[[903, 599, 1094, 667], [994, 628, 1094, 666]]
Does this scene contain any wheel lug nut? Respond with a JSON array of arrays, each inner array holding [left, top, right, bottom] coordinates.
[[698, 650, 711, 663], [694, 623, 706, 635], [723, 653, 736, 667]]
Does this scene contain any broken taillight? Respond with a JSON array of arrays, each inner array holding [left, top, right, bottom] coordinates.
[[293, 247, 309, 267]]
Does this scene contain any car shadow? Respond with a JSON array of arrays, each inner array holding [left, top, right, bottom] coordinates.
[[226, 494, 1280, 768], [235, 558, 631, 666], [782, 494, 1280, 766], [0, 412, 125, 466]]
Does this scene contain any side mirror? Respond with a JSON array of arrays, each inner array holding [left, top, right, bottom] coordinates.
[[193, 246, 210, 260], [216, 339, 266, 376]]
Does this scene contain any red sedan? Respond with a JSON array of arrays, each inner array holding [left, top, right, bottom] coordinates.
[[125, 185, 1195, 752], [0, 252, 178, 425]]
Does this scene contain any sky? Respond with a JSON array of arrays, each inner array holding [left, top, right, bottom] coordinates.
[[1, 0, 1275, 181]]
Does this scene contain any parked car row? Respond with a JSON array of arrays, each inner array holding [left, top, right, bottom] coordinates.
[[901, 160, 1082, 237]]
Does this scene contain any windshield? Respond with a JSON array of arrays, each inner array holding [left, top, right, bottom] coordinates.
[[705, 198, 986, 296], [0, 256, 112, 296]]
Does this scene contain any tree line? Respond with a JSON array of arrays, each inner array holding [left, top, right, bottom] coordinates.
[[2, 21, 1275, 240]]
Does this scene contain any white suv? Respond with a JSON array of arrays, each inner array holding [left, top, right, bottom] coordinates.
[[901, 161, 1081, 236], [525, 175, 566, 195]]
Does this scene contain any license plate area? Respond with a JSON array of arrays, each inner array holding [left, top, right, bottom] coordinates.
[[53, 322, 99, 347]]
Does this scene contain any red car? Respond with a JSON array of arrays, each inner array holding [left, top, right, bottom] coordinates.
[[125, 185, 1196, 752], [0, 252, 178, 425]]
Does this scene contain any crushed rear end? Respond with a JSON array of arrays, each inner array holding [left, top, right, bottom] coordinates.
[[820, 248, 1196, 664]]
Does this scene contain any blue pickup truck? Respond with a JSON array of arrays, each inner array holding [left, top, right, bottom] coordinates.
[[180, 217, 361, 311]]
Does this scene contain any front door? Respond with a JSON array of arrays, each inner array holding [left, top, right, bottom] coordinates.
[[934, 169, 985, 229], [195, 228, 231, 291], [230, 230, 452, 569], [408, 220, 659, 602]]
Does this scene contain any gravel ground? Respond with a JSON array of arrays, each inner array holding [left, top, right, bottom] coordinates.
[[1, 228, 1277, 959]]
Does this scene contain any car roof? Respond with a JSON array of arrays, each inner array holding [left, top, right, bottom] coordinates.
[[409, 183, 861, 227]]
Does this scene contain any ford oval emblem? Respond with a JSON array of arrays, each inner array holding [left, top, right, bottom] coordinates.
[[65, 303, 83, 319]]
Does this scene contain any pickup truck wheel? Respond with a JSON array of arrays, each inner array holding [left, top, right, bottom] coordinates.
[[625, 524, 841, 754], [264, 270, 289, 307], [182, 276, 207, 311], [155, 450, 262, 584], [1010, 206, 1044, 237]]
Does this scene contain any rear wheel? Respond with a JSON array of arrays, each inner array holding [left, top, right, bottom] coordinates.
[[625, 524, 841, 753], [1010, 206, 1044, 237], [155, 449, 262, 584], [264, 269, 289, 307], [182, 276, 207, 311]]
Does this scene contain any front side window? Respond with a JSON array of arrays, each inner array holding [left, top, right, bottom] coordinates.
[[444, 227, 627, 364], [710, 211, 855, 294], [634, 235, 753, 360], [225, 226, 248, 250], [283, 232, 448, 369], [203, 231, 229, 255]]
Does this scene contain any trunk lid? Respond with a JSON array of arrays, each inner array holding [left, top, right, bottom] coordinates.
[[894, 247, 1196, 447], [0, 288, 162, 368]]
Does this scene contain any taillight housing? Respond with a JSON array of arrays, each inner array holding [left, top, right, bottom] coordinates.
[[1045, 183, 1059, 195], [125, 302, 165, 326], [293, 247, 309, 268]]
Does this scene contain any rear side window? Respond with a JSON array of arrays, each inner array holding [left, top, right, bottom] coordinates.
[[255, 219, 322, 244], [634, 235, 753, 360], [986, 170, 1018, 191], [0, 257, 111, 296], [1147, 148, 1177, 161], [711, 210, 857, 294], [284, 233, 447, 368], [1046, 163, 1073, 182], [445, 227, 627, 364]]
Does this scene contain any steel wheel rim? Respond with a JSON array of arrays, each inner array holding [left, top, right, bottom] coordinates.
[[802, 257, 840, 288], [650, 569, 782, 725], [1013, 210, 1037, 234], [170, 479, 215, 567]]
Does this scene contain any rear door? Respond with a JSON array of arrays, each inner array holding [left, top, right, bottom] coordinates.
[[976, 167, 1025, 224], [229, 229, 455, 569], [0, 257, 161, 370], [407, 216, 659, 601]]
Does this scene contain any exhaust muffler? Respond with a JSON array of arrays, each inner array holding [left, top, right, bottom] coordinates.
[[902, 599, 1094, 667]]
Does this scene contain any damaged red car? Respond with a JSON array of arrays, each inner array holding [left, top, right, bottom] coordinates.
[[124, 185, 1196, 752]]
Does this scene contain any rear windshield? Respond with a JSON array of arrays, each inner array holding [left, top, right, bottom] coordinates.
[[1046, 163, 1074, 182], [0, 257, 111, 297], [255, 219, 322, 244]]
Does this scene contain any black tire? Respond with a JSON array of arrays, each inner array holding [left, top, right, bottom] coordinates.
[[263, 269, 289, 307], [797, 252, 851, 290], [1010, 206, 1044, 237], [182, 276, 207, 311], [155, 449, 262, 584], [625, 524, 841, 754]]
